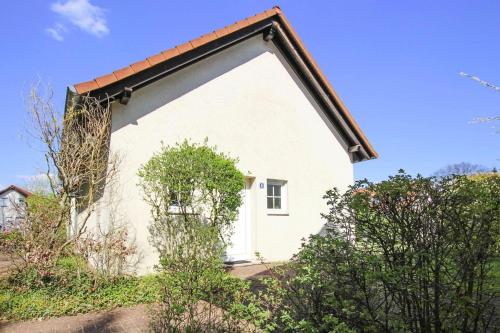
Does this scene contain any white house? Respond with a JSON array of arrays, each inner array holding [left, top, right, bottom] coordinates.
[[0, 185, 30, 232], [66, 7, 377, 273]]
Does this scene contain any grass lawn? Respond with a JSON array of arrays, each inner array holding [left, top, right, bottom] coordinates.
[[0, 263, 160, 321]]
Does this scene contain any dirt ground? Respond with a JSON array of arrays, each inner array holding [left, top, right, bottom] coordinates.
[[0, 260, 270, 333]]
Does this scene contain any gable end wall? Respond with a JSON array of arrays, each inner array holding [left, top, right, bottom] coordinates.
[[88, 35, 354, 273]]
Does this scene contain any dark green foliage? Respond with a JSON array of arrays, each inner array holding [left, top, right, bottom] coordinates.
[[257, 172, 500, 332]]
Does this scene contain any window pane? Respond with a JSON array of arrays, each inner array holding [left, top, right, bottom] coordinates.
[[170, 192, 179, 206], [274, 185, 281, 196], [267, 197, 274, 209], [274, 198, 281, 209], [267, 184, 273, 196]]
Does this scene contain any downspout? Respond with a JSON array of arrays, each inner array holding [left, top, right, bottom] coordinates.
[[64, 86, 81, 238], [70, 194, 77, 237], [0, 200, 5, 230]]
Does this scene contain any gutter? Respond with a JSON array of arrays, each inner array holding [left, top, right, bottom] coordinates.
[[64, 18, 376, 162], [86, 21, 274, 105]]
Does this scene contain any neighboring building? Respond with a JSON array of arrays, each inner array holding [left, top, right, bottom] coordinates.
[[0, 185, 31, 232], [66, 7, 377, 273]]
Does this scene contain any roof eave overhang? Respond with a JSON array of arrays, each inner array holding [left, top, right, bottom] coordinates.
[[66, 16, 377, 162]]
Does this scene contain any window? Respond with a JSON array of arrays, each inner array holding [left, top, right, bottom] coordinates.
[[1, 197, 7, 208], [267, 179, 288, 214], [168, 191, 193, 214], [169, 192, 181, 207]]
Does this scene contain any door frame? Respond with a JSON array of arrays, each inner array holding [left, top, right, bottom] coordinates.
[[225, 177, 252, 262]]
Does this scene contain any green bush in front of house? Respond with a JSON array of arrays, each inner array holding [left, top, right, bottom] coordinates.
[[256, 172, 500, 332], [138, 140, 265, 332]]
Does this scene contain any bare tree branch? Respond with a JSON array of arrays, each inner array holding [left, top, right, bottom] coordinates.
[[459, 72, 500, 93], [7, 82, 120, 275]]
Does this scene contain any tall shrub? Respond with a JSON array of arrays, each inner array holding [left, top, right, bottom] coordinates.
[[258, 172, 500, 332], [138, 140, 260, 332]]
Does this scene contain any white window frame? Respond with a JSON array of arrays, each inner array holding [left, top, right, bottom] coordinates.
[[167, 190, 198, 215], [266, 179, 288, 215]]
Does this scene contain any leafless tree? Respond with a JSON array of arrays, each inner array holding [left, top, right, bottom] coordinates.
[[12, 83, 120, 272], [459, 72, 500, 132], [460, 72, 500, 93], [433, 162, 489, 177], [22, 173, 54, 195]]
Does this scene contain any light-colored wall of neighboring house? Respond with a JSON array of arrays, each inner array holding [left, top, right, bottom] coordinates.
[[0, 189, 27, 231], [85, 35, 354, 274]]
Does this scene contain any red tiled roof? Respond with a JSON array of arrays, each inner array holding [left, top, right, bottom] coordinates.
[[71, 6, 378, 159], [74, 7, 281, 95], [0, 185, 32, 197]]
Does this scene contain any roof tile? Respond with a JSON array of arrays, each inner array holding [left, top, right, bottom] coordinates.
[[176, 42, 194, 54], [113, 66, 135, 80], [74, 80, 100, 94], [72, 8, 279, 94], [0, 185, 31, 197], [252, 11, 269, 22], [214, 26, 230, 38], [147, 53, 166, 66], [95, 73, 117, 88], [244, 15, 259, 26], [130, 59, 150, 73], [191, 32, 218, 48], [161, 47, 180, 60], [225, 21, 244, 34]]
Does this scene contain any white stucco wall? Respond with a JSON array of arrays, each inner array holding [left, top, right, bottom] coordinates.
[[88, 35, 354, 273]]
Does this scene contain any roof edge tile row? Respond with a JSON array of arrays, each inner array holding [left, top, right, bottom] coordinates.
[[70, 6, 378, 159], [74, 7, 281, 94]]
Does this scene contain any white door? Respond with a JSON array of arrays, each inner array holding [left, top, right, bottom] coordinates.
[[225, 181, 251, 262]]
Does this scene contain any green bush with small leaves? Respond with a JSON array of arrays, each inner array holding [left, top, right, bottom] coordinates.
[[256, 172, 500, 332], [139, 140, 265, 332]]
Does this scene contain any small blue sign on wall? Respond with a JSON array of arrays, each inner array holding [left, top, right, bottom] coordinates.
[[259, 182, 265, 189]]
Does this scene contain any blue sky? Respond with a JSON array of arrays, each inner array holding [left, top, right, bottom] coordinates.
[[1, 0, 499, 188]]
